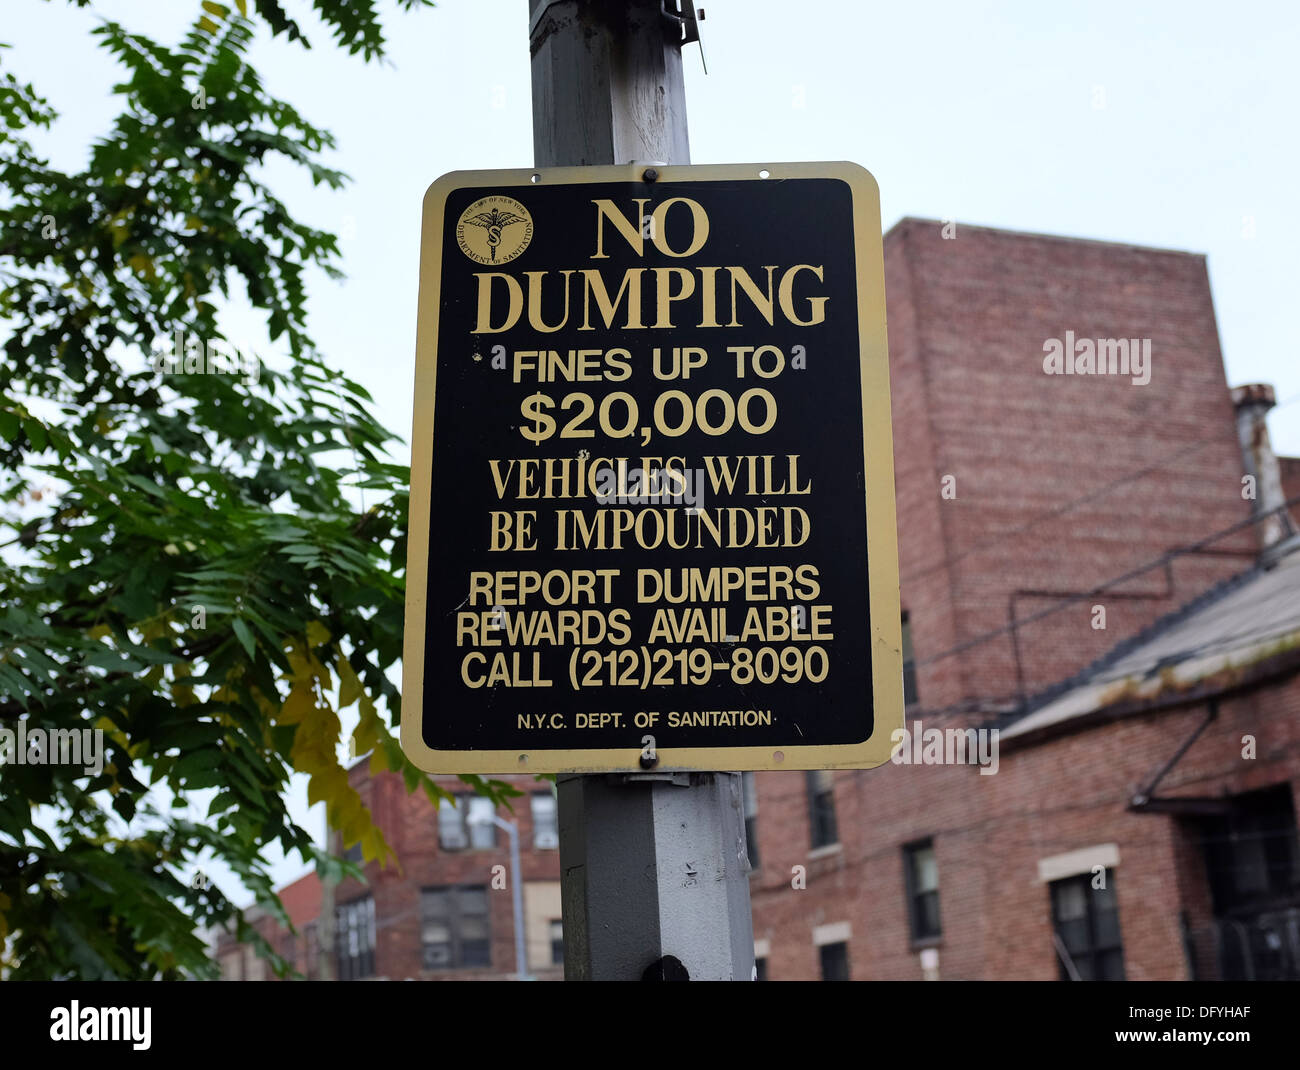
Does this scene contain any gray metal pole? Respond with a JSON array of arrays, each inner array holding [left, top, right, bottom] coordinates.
[[493, 815, 531, 981], [528, 0, 755, 982]]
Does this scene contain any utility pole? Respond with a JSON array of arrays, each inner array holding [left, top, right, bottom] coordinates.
[[527, 0, 755, 981], [476, 813, 533, 981], [318, 819, 337, 981]]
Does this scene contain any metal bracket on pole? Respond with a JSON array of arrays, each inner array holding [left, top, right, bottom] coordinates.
[[663, 0, 707, 72], [529, 0, 692, 167]]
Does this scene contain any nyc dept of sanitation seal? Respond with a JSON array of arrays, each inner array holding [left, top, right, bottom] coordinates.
[[455, 195, 534, 265]]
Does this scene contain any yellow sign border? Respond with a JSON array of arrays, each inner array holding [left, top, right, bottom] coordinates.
[[401, 161, 902, 773]]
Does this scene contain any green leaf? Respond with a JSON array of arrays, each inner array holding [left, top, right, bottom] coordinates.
[[23, 417, 46, 452], [231, 618, 256, 659]]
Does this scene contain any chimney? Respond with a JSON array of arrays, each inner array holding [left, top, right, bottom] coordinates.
[[1231, 383, 1298, 560]]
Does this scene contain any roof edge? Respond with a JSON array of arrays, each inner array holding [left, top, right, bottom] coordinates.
[[1000, 645, 1300, 752], [1006, 560, 1268, 727], [884, 216, 1208, 260]]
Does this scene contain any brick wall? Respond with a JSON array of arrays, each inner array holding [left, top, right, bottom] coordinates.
[[337, 767, 561, 980], [886, 221, 1255, 713], [219, 767, 562, 980], [750, 669, 1300, 980], [749, 219, 1293, 982]]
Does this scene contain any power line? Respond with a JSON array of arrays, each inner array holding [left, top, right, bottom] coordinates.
[[915, 496, 1300, 669]]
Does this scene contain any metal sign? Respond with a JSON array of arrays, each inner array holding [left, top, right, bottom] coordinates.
[[401, 162, 902, 773]]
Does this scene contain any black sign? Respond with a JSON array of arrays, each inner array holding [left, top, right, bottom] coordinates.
[[401, 163, 901, 773]]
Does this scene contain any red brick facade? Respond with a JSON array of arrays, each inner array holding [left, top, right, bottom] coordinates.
[[748, 670, 1300, 981], [218, 768, 563, 981], [335, 768, 562, 980], [747, 220, 1300, 981], [885, 220, 1255, 715]]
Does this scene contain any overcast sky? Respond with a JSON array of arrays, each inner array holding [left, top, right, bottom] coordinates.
[[6, 0, 1298, 903]]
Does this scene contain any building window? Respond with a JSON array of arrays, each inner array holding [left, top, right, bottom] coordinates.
[[806, 770, 838, 849], [1193, 784, 1300, 980], [819, 942, 850, 981], [741, 771, 760, 866], [902, 610, 918, 706], [1198, 784, 1300, 916], [335, 896, 376, 981], [903, 840, 942, 942], [438, 795, 497, 850], [437, 796, 468, 850], [467, 797, 496, 847], [549, 919, 564, 965], [421, 886, 491, 970], [1050, 873, 1124, 980], [754, 956, 768, 981], [532, 791, 559, 849], [343, 842, 363, 865]]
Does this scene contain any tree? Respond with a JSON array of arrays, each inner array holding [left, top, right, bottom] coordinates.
[[0, 0, 515, 979]]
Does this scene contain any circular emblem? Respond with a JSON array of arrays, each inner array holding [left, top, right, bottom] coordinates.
[[455, 195, 534, 265]]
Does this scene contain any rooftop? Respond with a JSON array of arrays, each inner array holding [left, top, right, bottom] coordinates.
[[1003, 539, 1300, 744]]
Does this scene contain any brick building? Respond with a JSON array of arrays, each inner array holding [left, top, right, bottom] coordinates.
[[217, 769, 564, 980], [745, 220, 1300, 981], [216, 866, 323, 981], [221, 219, 1300, 981]]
